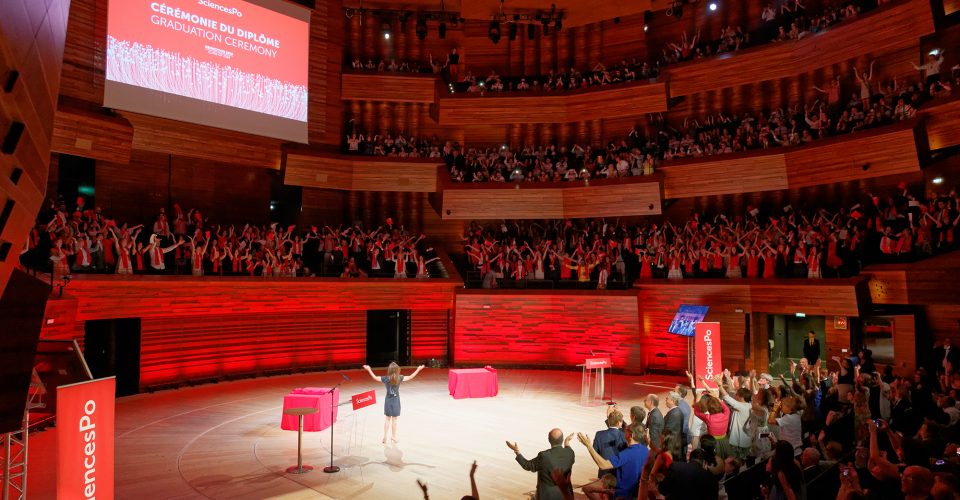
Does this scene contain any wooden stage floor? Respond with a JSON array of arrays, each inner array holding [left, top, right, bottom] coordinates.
[[35, 368, 684, 499]]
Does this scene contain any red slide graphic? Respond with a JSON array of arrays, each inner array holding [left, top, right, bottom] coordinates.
[[106, 0, 309, 121]]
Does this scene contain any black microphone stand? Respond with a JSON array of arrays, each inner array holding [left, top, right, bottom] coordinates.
[[323, 374, 349, 473]]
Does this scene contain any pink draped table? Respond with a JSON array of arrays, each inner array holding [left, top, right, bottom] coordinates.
[[448, 367, 499, 399], [280, 387, 340, 432]]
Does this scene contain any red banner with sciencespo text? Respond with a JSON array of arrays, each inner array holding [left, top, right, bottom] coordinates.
[[695, 322, 723, 390], [57, 377, 116, 500]]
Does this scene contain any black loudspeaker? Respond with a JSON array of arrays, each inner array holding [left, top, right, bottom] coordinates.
[[509, 23, 518, 40], [84, 318, 142, 397], [0, 271, 49, 433]]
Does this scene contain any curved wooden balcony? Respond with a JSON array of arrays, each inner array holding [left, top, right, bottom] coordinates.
[[283, 150, 444, 192], [663, 0, 935, 98], [434, 171, 663, 220], [658, 120, 923, 199], [341, 71, 441, 103], [434, 80, 669, 125]]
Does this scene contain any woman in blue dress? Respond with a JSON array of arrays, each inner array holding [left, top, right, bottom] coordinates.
[[362, 362, 425, 444]]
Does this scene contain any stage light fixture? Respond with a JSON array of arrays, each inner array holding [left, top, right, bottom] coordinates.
[[795, 312, 806, 318], [415, 17, 427, 40], [709, 2, 718, 11], [439, 21, 447, 39], [932, 177, 944, 185], [489, 20, 501, 44], [929, 48, 940, 56], [381, 22, 392, 40], [527, 23, 536, 40], [644, 24, 649, 32]]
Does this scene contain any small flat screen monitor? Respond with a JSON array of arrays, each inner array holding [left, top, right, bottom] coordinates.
[[667, 305, 710, 337]]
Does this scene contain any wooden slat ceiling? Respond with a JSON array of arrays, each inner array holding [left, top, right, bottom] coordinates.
[[341, 0, 664, 28]]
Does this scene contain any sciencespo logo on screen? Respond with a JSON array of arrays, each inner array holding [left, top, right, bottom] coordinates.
[[198, 0, 243, 17]]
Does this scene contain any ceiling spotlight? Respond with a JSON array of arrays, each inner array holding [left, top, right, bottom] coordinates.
[[381, 22, 392, 40], [384, 32, 391, 40], [644, 24, 649, 32], [709, 2, 718, 11], [932, 176, 944, 185], [929, 48, 940, 56]]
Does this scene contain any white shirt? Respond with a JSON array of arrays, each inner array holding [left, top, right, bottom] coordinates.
[[776, 412, 803, 453], [723, 395, 754, 448]]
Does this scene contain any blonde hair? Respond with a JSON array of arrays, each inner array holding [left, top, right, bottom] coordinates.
[[387, 362, 401, 386]]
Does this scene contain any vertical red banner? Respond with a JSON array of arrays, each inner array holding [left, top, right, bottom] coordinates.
[[695, 322, 723, 390], [57, 377, 116, 500]]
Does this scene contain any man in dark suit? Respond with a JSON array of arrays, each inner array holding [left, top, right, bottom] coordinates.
[[644, 394, 664, 448], [803, 330, 821, 366], [593, 408, 627, 476], [663, 391, 686, 460], [507, 428, 575, 500]]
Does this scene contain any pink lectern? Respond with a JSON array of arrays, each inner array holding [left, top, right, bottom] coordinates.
[[578, 357, 612, 406]]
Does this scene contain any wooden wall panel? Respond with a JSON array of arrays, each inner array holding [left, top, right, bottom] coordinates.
[[664, 0, 935, 97], [0, 0, 71, 296], [636, 283, 750, 374], [436, 81, 668, 125], [123, 113, 283, 170], [139, 312, 367, 388], [660, 123, 920, 200], [923, 98, 960, 151], [784, 123, 921, 187], [747, 281, 865, 317], [453, 290, 644, 371], [341, 73, 439, 103], [411, 309, 450, 363], [440, 176, 663, 219], [890, 314, 916, 376], [560, 181, 663, 219], [95, 150, 274, 225], [58, 0, 104, 104], [65, 276, 458, 322], [284, 153, 441, 192], [310, 0, 343, 147], [661, 154, 789, 199], [443, 187, 565, 219], [52, 101, 133, 163]]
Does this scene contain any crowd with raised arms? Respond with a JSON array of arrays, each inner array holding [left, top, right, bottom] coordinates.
[[659, 0, 885, 66], [345, 66, 956, 183], [472, 342, 960, 500], [348, 50, 462, 77], [452, 59, 660, 94], [458, 184, 959, 288], [21, 198, 441, 281]]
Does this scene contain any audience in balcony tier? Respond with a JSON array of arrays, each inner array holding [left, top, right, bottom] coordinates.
[[22, 200, 441, 280], [459, 184, 959, 289], [345, 69, 956, 184]]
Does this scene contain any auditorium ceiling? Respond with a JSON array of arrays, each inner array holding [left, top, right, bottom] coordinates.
[[341, 0, 671, 27]]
